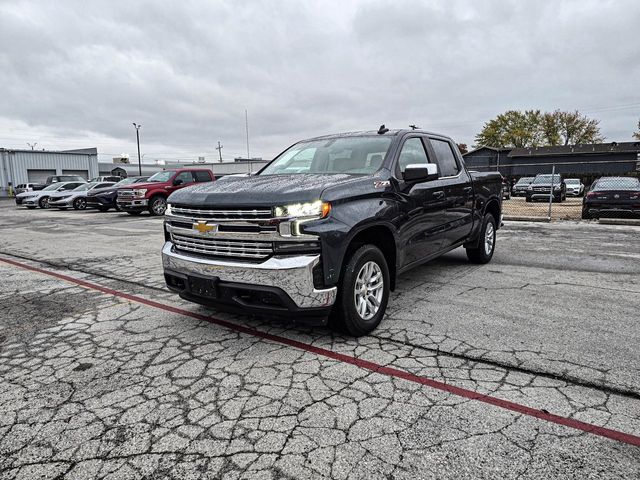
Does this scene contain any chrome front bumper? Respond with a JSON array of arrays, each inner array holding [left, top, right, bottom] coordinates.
[[161, 242, 337, 309]]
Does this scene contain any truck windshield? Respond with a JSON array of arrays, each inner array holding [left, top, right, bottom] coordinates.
[[147, 172, 173, 182], [260, 136, 393, 175]]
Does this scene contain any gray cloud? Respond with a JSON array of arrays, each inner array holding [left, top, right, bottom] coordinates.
[[1, 0, 639, 162]]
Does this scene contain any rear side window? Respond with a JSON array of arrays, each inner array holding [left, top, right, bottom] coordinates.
[[194, 171, 212, 182], [175, 171, 195, 184], [430, 139, 460, 177], [397, 138, 430, 173]]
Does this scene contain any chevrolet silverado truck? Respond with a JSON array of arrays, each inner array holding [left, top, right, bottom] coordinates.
[[117, 168, 214, 216], [162, 128, 502, 336]]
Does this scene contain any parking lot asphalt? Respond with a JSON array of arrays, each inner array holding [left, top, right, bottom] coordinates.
[[0, 202, 639, 479]]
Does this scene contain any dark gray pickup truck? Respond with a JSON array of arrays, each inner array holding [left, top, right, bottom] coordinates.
[[162, 127, 503, 335]]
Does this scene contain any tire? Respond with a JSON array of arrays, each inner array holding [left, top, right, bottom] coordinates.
[[466, 213, 497, 264], [73, 197, 87, 210], [333, 245, 390, 337], [127, 211, 142, 216], [114, 203, 122, 212], [581, 210, 591, 220], [148, 195, 167, 216], [38, 197, 50, 209], [525, 197, 532, 203]]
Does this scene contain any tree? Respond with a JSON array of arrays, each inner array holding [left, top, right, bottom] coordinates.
[[474, 109, 604, 148], [474, 110, 544, 149], [634, 119, 640, 140], [456, 143, 468, 154]]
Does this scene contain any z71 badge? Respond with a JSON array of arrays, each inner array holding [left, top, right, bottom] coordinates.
[[374, 180, 391, 189]]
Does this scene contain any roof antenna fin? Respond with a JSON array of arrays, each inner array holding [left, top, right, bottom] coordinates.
[[377, 124, 389, 135]]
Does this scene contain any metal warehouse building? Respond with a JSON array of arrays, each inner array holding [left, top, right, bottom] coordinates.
[[0, 147, 99, 196], [464, 142, 640, 185]]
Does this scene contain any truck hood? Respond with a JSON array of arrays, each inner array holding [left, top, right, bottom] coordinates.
[[118, 181, 167, 191], [168, 173, 375, 206]]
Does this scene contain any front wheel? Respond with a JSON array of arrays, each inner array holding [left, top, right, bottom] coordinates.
[[148, 196, 167, 216], [73, 197, 87, 210], [333, 245, 390, 337], [466, 214, 497, 264], [38, 197, 50, 209]]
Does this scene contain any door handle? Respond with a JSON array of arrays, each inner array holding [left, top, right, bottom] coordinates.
[[463, 186, 473, 194], [433, 191, 445, 200]]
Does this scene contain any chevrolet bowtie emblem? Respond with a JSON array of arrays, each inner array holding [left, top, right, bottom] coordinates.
[[193, 221, 217, 234]]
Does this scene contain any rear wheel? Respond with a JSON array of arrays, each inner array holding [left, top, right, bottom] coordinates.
[[333, 245, 390, 337], [148, 195, 167, 216], [466, 214, 497, 264], [73, 197, 87, 210], [38, 197, 50, 209]]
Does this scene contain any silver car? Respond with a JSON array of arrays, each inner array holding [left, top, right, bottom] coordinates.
[[565, 178, 584, 196], [48, 182, 116, 210], [16, 181, 86, 209]]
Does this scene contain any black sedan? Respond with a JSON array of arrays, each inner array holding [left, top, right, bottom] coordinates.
[[86, 176, 148, 211], [582, 177, 640, 219]]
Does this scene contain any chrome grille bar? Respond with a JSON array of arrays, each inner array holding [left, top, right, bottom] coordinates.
[[171, 232, 273, 259], [171, 206, 272, 221]]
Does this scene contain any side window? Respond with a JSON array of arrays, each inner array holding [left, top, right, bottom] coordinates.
[[194, 170, 212, 182], [96, 183, 113, 189], [174, 171, 195, 184], [430, 139, 460, 177], [397, 137, 430, 174]]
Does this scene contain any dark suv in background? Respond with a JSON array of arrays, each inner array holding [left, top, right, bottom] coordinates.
[[526, 174, 566, 202], [86, 176, 149, 212]]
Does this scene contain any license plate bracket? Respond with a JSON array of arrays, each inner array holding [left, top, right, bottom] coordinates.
[[187, 275, 219, 298]]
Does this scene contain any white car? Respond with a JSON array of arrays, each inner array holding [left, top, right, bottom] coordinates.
[[16, 181, 86, 209], [48, 182, 117, 210], [565, 178, 584, 196]]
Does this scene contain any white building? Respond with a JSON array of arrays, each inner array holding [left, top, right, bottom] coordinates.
[[0, 147, 99, 196]]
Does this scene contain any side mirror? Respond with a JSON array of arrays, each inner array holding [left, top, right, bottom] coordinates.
[[402, 164, 439, 182], [173, 179, 184, 186]]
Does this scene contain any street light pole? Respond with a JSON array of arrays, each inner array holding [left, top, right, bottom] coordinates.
[[132, 123, 142, 176]]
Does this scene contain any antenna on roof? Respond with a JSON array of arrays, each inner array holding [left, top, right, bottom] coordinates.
[[409, 124, 419, 130], [377, 124, 389, 135]]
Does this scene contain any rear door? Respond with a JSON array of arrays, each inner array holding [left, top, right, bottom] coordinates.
[[394, 136, 447, 266], [426, 137, 474, 247]]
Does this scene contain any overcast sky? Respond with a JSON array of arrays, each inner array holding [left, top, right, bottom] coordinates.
[[1, 0, 639, 163]]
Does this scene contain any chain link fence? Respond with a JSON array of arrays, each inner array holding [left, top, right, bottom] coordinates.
[[469, 160, 640, 221]]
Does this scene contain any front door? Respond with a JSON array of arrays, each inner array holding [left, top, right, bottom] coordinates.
[[394, 137, 447, 266]]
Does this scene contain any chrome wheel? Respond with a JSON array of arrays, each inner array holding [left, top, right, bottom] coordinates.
[[353, 261, 384, 321], [484, 222, 495, 256], [151, 197, 167, 215], [75, 198, 87, 210]]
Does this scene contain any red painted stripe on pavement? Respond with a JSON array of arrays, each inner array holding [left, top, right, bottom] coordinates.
[[2, 255, 640, 447]]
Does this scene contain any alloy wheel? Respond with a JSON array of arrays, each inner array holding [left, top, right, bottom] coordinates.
[[353, 261, 384, 320]]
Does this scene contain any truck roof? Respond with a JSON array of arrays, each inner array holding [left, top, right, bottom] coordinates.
[[304, 128, 452, 142]]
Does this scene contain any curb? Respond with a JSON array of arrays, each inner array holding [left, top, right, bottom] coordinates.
[[503, 216, 550, 222]]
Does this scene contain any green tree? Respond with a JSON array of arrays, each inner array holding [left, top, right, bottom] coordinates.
[[633, 119, 640, 140], [474, 110, 544, 148], [474, 109, 604, 148]]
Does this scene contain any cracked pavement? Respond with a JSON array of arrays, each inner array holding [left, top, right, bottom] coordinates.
[[0, 202, 639, 479]]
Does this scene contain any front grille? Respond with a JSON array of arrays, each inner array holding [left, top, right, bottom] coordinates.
[[172, 206, 272, 221], [118, 190, 134, 198], [171, 232, 273, 259]]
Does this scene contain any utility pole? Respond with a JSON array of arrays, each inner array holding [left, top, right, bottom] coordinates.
[[216, 141, 223, 163], [245, 109, 250, 160], [132, 123, 142, 176]]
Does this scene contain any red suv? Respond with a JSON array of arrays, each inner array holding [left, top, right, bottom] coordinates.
[[116, 168, 214, 216]]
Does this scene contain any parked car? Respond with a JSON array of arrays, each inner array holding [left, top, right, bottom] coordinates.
[[49, 182, 117, 210], [44, 175, 86, 184], [582, 176, 640, 219], [525, 174, 566, 202], [162, 127, 503, 336], [565, 178, 584, 196], [117, 168, 215, 216], [86, 176, 149, 212], [502, 180, 511, 200], [14, 183, 44, 196], [16, 181, 86, 209], [89, 175, 123, 183], [512, 177, 534, 196]]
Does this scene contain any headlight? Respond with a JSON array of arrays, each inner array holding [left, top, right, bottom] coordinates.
[[133, 189, 147, 197], [554, 186, 561, 190], [165, 203, 172, 216], [273, 200, 331, 219]]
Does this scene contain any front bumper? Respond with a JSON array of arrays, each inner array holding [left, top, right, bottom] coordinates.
[[15, 197, 24, 205], [117, 198, 148, 210], [162, 241, 337, 313], [49, 198, 74, 207]]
